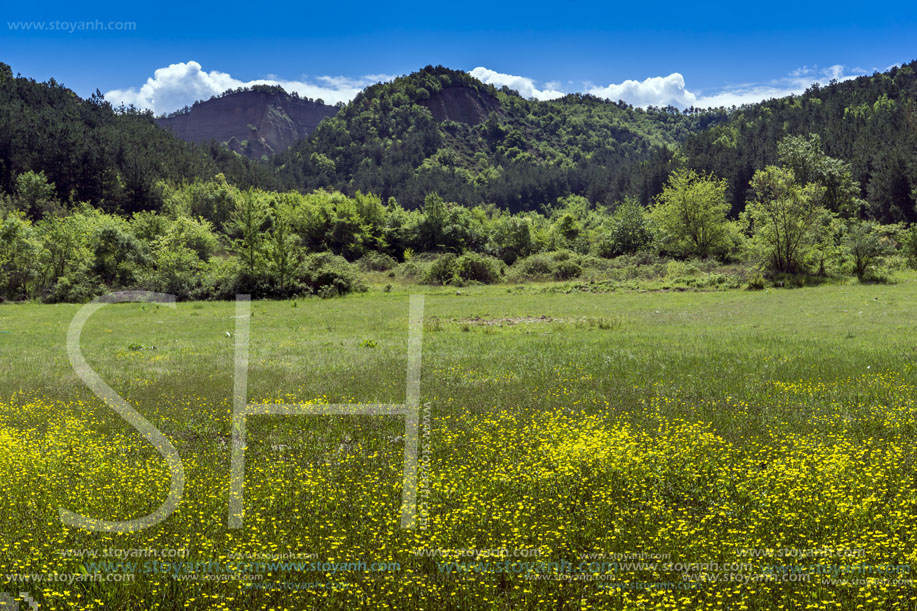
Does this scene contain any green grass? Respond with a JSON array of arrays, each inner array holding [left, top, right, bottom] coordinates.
[[2, 278, 917, 609]]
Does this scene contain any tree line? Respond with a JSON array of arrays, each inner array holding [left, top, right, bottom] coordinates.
[[2, 133, 913, 302]]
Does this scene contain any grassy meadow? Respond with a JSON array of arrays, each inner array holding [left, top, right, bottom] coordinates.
[[2, 278, 917, 609]]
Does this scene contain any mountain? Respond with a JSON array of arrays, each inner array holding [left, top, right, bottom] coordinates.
[[272, 65, 725, 211], [155, 85, 338, 159], [272, 62, 917, 218]]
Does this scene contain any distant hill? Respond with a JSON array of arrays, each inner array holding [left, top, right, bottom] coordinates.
[[680, 61, 917, 223], [273, 65, 723, 210], [156, 86, 338, 159], [0, 63, 281, 213]]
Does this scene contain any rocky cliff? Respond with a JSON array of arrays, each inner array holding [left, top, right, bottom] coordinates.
[[156, 88, 338, 159]]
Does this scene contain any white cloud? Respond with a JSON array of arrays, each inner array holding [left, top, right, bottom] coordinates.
[[104, 61, 393, 114], [469, 66, 565, 101], [690, 65, 866, 108], [470, 64, 868, 109], [586, 73, 697, 108]]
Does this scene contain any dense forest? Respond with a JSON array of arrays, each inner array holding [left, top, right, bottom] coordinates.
[[681, 63, 917, 223], [272, 66, 727, 210], [0, 63, 281, 215], [1, 60, 916, 302]]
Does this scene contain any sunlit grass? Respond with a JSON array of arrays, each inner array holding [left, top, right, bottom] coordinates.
[[1, 277, 917, 609]]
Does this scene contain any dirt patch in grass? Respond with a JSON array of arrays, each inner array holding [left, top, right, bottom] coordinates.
[[461, 315, 557, 326]]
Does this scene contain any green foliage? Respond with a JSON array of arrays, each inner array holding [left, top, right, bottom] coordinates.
[[274, 65, 720, 211], [597, 197, 654, 257], [298, 252, 364, 297], [227, 190, 270, 286], [845, 220, 892, 281], [358, 251, 398, 272], [90, 221, 148, 287], [0, 211, 39, 300], [744, 166, 828, 274], [424, 253, 459, 285], [777, 134, 861, 217], [14, 170, 58, 217], [650, 169, 732, 258], [0, 65, 277, 214], [486, 214, 534, 264], [454, 252, 502, 284], [900, 225, 917, 270], [746, 272, 766, 290], [682, 61, 917, 223], [509, 252, 557, 280]]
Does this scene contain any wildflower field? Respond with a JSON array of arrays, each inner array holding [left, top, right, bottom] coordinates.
[[2, 279, 917, 610]]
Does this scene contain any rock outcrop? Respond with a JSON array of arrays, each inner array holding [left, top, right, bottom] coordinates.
[[156, 89, 338, 159]]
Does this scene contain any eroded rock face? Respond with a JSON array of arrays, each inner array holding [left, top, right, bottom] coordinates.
[[419, 86, 501, 124], [155, 90, 338, 159]]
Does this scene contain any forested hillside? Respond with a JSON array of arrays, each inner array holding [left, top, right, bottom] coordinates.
[[0, 63, 280, 215], [4, 61, 915, 221], [681, 62, 917, 222], [273, 65, 727, 210]]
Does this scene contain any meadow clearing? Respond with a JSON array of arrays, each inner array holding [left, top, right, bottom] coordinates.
[[2, 278, 917, 610]]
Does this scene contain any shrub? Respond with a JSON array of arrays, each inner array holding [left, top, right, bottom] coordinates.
[[423, 254, 458, 285], [358, 251, 397, 272], [511, 253, 555, 280], [554, 260, 582, 280], [896, 225, 917, 270], [198, 257, 241, 300], [596, 197, 654, 257], [455, 252, 502, 284], [47, 269, 103, 303], [299, 252, 364, 297], [746, 272, 766, 290]]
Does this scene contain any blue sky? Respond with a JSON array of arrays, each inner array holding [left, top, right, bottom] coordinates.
[[2, 0, 915, 112]]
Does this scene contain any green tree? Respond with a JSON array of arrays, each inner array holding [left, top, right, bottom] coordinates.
[[487, 214, 534, 264], [15, 170, 58, 217], [845, 220, 890, 281], [777, 134, 861, 217], [90, 222, 148, 287], [649, 169, 730, 258], [228, 190, 270, 283], [0, 211, 40, 299], [743, 166, 827, 274], [266, 194, 301, 295], [597, 197, 653, 257]]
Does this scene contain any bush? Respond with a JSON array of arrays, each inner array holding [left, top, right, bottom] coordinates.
[[298, 252, 364, 297], [554, 260, 582, 280], [358, 251, 397, 272], [198, 257, 241, 300], [47, 269, 103, 303], [423, 254, 458, 285], [596, 197, 654, 257], [896, 225, 917, 270], [455, 252, 502, 284], [510, 253, 555, 280], [144, 244, 203, 300]]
